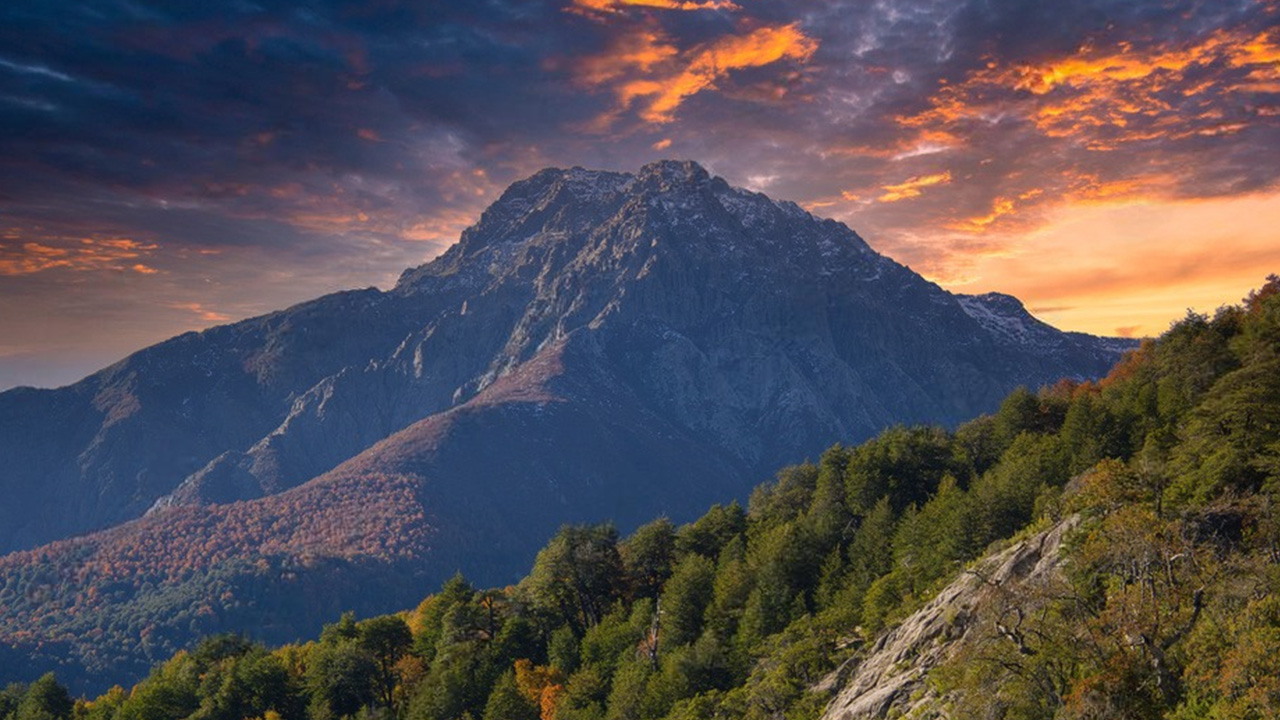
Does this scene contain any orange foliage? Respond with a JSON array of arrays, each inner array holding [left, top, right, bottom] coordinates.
[[540, 684, 565, 720], [0, 471, 435, 645], [1245, 274, 1280, 314], [1098, 340, 1153, 389], [514, 659, 565, 709]]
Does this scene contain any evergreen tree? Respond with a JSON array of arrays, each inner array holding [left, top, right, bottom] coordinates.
[[357, 616, 413, 711], [14, 675, 71, 720], [675, 504, 746, 560], [660, 555, 716, 647], [482, 671, 538, 720], [525, 525, 625, 633], [621, 518, 676, 601], [305, 643, 376, 720]]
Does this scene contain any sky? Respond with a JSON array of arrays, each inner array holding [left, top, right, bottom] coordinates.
[[1, 0, 1278, 390]]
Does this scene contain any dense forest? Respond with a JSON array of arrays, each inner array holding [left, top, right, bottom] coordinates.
[[5, 276, 1279, 720], [0, 470, 436, 686]]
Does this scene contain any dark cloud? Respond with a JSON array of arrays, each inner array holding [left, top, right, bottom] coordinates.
[[1, 0, 1278, 388]]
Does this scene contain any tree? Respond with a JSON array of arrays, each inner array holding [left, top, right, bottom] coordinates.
[[602, 662, 651, 720], [843, 426, 967, 516], [406, 638, 493, 720], [748, 464, 819, 529], [805, 448, 852, 554], [1168, 358, 1280, 506], [513, 660, 566, 720], [116, 654, 200, 720], [78, 685, 126, 720], [994, 387, 1051, 446], [482, 671, 538, 720], [525, 525, 625, 633], [845, 496, 895, 591], [305, 643, 377, 720], [578, 603, 647, 680], [675, 504, 746, 560], [357, 616, 413, 711], [15, 675, 72, 720], [192, 649, 300, 720], [547, 626, 581, 675], [970, 433, 1067, 546], [1, 684, 26, 720], [320, 613, 360, 646], [890, 474, 975, 596], [552, 667, 608, 720], [621, 518, 676, 601], [704, 537, 752, 643], [660, 555, 716, 647], [413, 574, 476, 661]]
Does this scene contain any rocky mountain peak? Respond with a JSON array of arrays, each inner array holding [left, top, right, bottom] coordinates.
[[395, 160, 872, 294], [633, 158, 713, 190], [964, 291, 1028, 314]]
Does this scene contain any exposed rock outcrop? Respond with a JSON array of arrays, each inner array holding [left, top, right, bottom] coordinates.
[[821, 518, 1080, 720]]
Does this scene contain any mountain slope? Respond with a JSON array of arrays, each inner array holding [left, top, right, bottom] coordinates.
[[0, 288, 437, 552], [20, 278, 1278, 717], [0, 160, 1134, 689]]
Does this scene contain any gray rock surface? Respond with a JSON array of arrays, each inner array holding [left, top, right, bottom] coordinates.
[[820, 518, 1080, 720]]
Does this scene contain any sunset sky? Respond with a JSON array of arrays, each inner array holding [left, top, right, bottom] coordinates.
[[1, 0, 1278, 389]]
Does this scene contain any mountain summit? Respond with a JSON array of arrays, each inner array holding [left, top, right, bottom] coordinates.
[[0, 160, 1132, 688]]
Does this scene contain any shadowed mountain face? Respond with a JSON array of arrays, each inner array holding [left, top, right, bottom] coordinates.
[[0, 160, 1133, 689]]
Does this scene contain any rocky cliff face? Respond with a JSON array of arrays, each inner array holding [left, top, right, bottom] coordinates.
[[820, 518, 1080, 720]]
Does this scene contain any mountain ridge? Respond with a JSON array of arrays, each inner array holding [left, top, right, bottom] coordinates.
[[0, 159, 1135, 689]]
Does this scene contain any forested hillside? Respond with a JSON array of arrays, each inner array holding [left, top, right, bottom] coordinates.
[[6, 275, 1278, 719]]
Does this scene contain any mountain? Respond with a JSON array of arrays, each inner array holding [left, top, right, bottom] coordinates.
[[13, 276, 1277, 718], [0, 160, 1133, 689]]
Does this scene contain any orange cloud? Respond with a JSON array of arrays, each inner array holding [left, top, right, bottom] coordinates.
[[948, 196, 1016, 231], [901, 26, 1280, 156], [0, 237, 160, 276], [171, 303, 232, 323], [572, 0, 739, 14], [582, 22, 818, 126], [865, 23, 1280, 253], [356, 128, 383, 142], [1067, 175, 1164, 204], [878, 171, 952, 202], [402, 207, 486, 244], [578, 31, 678, 85]]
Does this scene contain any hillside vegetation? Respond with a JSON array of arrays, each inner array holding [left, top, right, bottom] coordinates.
[[6, 276, 1278, 720]]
